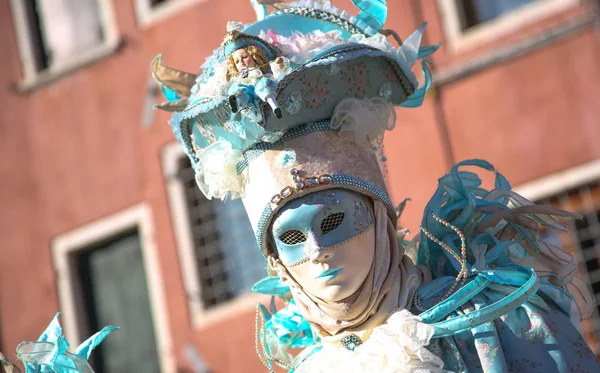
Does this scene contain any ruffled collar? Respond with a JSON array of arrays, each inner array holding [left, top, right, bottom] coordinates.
[[293, 309, 446, 373]]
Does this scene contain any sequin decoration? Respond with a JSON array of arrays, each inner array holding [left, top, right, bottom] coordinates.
[[270, 169, 334, 206], [379, 82, 392, 98], [340, 60, 370, 97], [340, 334, 363, 351], [286, 91, 303, 114], [353, 199, 373, 232], [300, 75, 330, 109], [372, 142, 389, 178], [324, 63, 340, 75]]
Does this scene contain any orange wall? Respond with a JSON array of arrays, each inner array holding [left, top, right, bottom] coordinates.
[[1, 1, 599, 372]]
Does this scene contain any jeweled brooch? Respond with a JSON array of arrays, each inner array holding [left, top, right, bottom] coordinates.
[[340, 333, 362, 351]]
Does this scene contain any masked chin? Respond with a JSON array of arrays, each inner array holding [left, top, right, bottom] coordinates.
[[286, 227, 376, 302], [317, 282, 353, 302]]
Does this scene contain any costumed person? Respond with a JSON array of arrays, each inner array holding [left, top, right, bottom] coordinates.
[[151, 1, 600, 372]]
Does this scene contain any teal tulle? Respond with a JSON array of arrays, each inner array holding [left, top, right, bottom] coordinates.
[[256, 300, 318, 371], [399, 59, 433, 108], [159, 86, 181, 102], [266, 301, 317, 349], [8, 313, 118, 373], [253, 276, 318, 370], [398, 23, 441, 108]]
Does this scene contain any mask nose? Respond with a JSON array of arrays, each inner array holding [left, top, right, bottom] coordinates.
[[306, 232, 332, 264]]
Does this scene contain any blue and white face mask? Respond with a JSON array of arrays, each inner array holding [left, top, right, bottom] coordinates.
[[271, 188, 374, 265], [270, 188, 376, 301]]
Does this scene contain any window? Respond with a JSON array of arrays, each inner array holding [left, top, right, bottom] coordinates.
[[134, 0, 209, 27], [455, 0, 539, 30], [52, 204, 174, 373], [438, 0, 578, 52], [75, 231, 161, 373], [162, 143, 267, 327], [537, 182, 600, 355], [178, 156, 265, 307], [9, 0, 118, 89]]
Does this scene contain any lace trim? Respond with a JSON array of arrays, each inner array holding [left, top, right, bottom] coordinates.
[[294, 309, 445, 373]]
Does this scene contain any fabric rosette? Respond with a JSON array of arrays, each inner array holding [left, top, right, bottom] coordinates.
[[195, 140, 247, 201]]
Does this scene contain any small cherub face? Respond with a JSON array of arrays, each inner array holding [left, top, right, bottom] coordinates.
[[232, 48, 256, 71]]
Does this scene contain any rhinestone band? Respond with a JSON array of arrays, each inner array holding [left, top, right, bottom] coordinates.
[[331, 174, 395, 213], [237, 120, 334, 175], [270, 168, 333, 205], [275, 7, 363, 35]]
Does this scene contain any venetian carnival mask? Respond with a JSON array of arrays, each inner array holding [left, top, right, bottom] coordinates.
[[270, 188, 375, 301]]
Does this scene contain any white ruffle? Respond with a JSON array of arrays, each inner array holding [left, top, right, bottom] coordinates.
[[294, 310, 446, 373], [196, 60, 229, 98], [257, 29, 402, 66], [194, 141, 247, 200], [349, 33, 396, 54], [258, 29, 345, 64], [330, 97, 396, 145], [227, 21, 245, 32]]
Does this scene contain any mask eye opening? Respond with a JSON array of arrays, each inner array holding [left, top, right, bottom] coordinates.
[[321, 212, 345, 234], [279, 230, 307, 245]]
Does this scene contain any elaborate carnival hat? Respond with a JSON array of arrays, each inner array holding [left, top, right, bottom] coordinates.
[[152, 0, 438, 258]]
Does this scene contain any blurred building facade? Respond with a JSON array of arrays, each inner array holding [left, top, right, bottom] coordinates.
[[0, 0, 599, 372]]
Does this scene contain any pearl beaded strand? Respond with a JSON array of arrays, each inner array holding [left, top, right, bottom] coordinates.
[[414, 213, 469, 312]]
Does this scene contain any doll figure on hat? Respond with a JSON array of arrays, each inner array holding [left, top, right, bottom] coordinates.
[[224, 30, 288, 120]]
